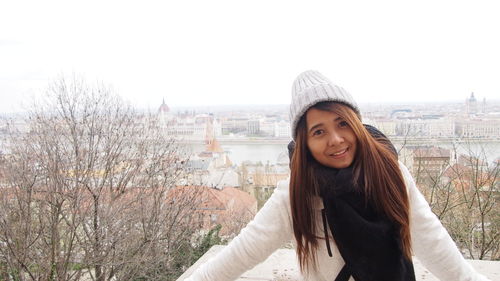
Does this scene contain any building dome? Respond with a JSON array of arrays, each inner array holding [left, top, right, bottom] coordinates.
[[468, 92, 477, 103], [466, 92, 478, 115], [158, 98, 170, 113]]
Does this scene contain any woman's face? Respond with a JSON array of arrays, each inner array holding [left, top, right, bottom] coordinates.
[[305, 107, 357, 169]]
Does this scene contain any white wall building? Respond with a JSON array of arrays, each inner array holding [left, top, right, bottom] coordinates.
[[274, 120, 291, 138], [163, 113, 223, 139], [456, 119, 500, 138], [396, 119, 429, 137], [394, 119, 455, 138], [427, 119, 455, 138], [364, 118, 397, 136], [259, 119, 276, 136]]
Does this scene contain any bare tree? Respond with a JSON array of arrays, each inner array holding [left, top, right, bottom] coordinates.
[[0, 76, 203, 281], [407, 142, 499, 260], [441, 147, 499, 260]]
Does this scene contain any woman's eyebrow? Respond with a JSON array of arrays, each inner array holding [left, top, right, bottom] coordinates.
[[308, 117, 343, 133], [308, 123, 323, 133]]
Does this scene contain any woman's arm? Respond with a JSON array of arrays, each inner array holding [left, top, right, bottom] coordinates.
[[183, 179, 293, 281], [399, 162, 490, 281]]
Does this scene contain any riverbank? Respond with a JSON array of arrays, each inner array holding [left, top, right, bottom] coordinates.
[[177, 136, 500, 145]]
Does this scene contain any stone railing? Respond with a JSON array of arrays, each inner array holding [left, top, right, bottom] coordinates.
[[177, 245, 500, 281]]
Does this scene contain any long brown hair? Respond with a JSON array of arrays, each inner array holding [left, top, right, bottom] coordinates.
[[290, 102, 412, 272]]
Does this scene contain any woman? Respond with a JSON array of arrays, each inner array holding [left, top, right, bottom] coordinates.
[[184, 70, 489, 281]]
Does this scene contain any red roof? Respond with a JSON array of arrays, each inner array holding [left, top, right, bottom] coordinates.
[[413, 147, 450, 158], [168, 185, 257, 235]]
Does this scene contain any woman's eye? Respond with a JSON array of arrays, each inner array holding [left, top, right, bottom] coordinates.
[[312, 129, 324, 136], [339, 121, 349, 128]]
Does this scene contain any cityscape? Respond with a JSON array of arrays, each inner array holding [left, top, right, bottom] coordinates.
[[1, 93, 499, 280], [2, 0, 500, 279], [2, 93, 500, 194], [157, 93, 500, 142]]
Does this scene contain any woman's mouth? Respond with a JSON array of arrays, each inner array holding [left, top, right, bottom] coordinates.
[[329, 148, 349, 158]]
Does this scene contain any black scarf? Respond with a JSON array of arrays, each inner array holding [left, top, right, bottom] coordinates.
[[288, 125, 415, 281]]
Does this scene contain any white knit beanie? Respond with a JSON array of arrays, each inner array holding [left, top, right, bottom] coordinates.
[[290, 70, 361, 139]]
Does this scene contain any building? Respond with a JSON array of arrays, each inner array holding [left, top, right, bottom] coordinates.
[[162, 112, 222, 139], [455, 119, 500, 138], [183, 127, 238, 189], [240, 161, 289, 184], [466, 92, 478, 116], [158, 98, 174, 126], [259, 119, 276, 137], [405, 146, 451, 185], [364, 118, 397, 136], [274, 120, 291, 138], [247, 120, 260, 135], [427, 119, 455, 138], [169, 185, 257, 237], [396, 119, 429, 138], [442, 161, 497, 192], [220, 117, 249, 135], [394, 118, 456, 138]]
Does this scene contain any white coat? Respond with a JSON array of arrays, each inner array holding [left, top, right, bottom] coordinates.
[[184, 162, 490, 281]]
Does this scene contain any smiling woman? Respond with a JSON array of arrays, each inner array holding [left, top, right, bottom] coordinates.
[[183, 70, 490, 281], [305, 103, 358, 169], [288, 73, 416, 280]]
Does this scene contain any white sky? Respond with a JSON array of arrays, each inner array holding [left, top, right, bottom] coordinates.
[[1, 0, 499, 113]]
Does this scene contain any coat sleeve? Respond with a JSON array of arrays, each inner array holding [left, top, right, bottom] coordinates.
[[183, 179, 293, 281], [399, 162, 491, 281]]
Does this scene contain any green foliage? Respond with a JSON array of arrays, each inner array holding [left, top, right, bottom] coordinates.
[[192, 224, 224, 262], [255, 186, 274, 210], [130, 225, 225, 281]]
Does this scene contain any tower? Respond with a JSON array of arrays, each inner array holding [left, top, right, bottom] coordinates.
[[466, 92, 478, 116], [158, 98, 173, 127]]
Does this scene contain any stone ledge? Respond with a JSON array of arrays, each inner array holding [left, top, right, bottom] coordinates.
[[177, 245, 500, 281]]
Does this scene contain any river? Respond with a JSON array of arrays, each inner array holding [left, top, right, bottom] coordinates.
[[185, 139, 500, 166]]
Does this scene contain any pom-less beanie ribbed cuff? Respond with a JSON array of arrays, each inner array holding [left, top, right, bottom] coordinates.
[[289, 70, 361, 140]]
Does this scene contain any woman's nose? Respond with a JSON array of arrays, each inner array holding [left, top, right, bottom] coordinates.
[[327, 132, 344, 146]]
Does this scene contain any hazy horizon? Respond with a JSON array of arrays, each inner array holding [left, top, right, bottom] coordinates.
[[3, 99, 500, 117], [2, 0, 499, 114]]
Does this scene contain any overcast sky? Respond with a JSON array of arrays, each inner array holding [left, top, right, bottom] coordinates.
[[1, 0, 499, 113]]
